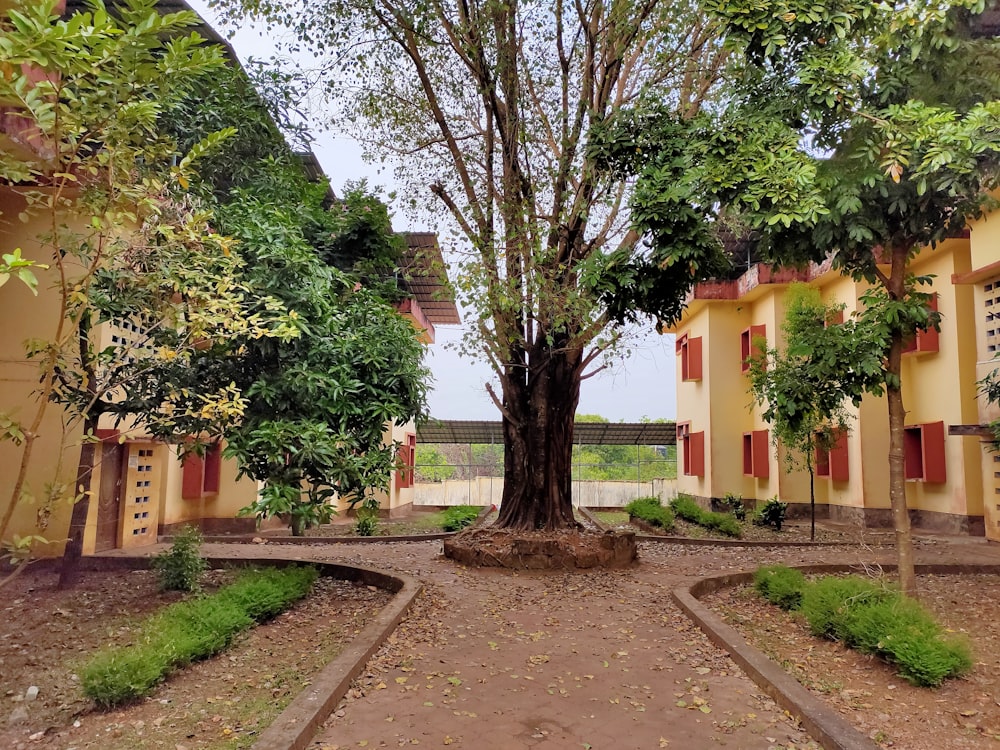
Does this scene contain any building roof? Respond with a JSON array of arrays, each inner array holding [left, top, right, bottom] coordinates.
[[416, 420, 676, 445], [399, 233, 461, 325]]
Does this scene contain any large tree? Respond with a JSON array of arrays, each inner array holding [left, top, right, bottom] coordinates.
[[596, 0, 1000, 594], [222, 0, 734, 530]]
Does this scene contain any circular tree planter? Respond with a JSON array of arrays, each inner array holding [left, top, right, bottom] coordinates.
[[443, 527, 637, 569]]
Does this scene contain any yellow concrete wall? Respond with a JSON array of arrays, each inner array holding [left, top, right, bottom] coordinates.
[[671, 236, 986, 532], [0, 188, 86, 557], [901, 240, 982, 518]]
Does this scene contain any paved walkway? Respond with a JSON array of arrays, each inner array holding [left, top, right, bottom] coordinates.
[[183, 530, 1000, 750]]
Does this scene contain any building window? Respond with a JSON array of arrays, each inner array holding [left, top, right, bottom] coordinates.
[[902, 293, 939, 355], [986, 281, 1000, 355], [815, 429, 849, 481], [396, 433, 417, 489], [678, 423, 705, 477], [903, 421, 946, 483], [740, 324, 766, 373], [742, 429, 769, 478], [182, 443, 222, 499], [676, 333, 703, 381]]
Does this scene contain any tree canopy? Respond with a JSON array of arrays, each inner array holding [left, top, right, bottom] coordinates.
[[598, 0, 1000, 593], [216, 0, 738, 531]]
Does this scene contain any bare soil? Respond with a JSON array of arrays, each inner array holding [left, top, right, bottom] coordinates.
[[2, 528, 998, 750], [706, 571, 1000, 749], [0, 567, 391, 750]]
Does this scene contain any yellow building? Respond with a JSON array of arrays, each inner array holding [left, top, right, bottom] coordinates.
[[668, 227, 1000, 541], [0, 1, 457, 558]]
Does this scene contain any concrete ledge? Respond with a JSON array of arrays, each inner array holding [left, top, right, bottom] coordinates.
[[79, 553, 421, 750], [673, 563, 1000, 750]]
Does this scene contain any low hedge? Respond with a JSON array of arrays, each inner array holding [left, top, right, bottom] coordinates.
[[669, 495, 742, 538], [753, 565, 973, 687], [81, 565, 319, 707], [442, 505, 481, 532], [624, 496, 675, 531]]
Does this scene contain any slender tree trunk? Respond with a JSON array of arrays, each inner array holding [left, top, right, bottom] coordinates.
[[886, 244, 917, 597], [59, 318, 99, 589], [809, 467, 815, 542], [495, 337, 582, 531]]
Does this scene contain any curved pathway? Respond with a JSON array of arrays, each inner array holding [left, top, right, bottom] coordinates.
[[185, 531, 1000, 750]]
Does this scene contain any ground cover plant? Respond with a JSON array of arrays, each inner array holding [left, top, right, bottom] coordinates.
[[150, 525, 207, 592], [752, 497, 788, 531], [81, 565, 318, 707], [670, 495, 742, 538], [753, 565, 972, 687], [624, 496, 675, 532], [441, 505, 481, 532]]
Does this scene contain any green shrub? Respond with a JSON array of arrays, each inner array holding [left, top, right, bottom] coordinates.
[[355, 514, 379, 536], [754, 565, 807, 610], [799, 575, 892, 639], [354, 497, 380, 536], [442, 505, 481, 532], [839, 594, 973, 687], [722, 492, 746, 521], [151, 525, 207, 592], [81, 566, 318, 707], [669, 495, 703, 523], [668, 495, 740, 537], [700, 510, 743, 538], [753, 497, 788, 531], [624, 496, 675, 531]]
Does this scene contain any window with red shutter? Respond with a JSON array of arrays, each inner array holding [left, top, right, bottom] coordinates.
[[740, 324, 766, 373], [904, 421, 946, 482]]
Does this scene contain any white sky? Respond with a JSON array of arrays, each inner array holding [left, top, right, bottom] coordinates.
[[187, 2, 678, 421]]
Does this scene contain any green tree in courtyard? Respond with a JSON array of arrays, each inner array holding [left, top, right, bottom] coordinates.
[[747, 284, 884, 540], [217, 0, 734, 532], [595, 0, 1000, 595], [0, 0, 299, 586]]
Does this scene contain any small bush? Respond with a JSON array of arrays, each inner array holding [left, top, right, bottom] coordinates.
[[722, 492, 746, 521], [668, 495, 740, 537], [700, 510, 743, 538], [753, 497, 788, 531], [442, 505, 481, 532], [624, 496, 675, 531], [355, 514, 379, 536], [669, 495, 703, 523], [839, 594, 973, 687], [760, 571, 973, 687], [151, 525, 207, 592], [754, 565, 807, 610], [799, 575, 893, 639], [354, 497, 380, 536], [81, 566, 318, 707]]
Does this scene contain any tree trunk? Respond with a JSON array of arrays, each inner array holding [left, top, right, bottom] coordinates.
[[809, 465, 815, 542], [58, 413, 97, 589], [886, 244, 917, 597], [495, 337, 582, 531], [59, 317, 99, 589]]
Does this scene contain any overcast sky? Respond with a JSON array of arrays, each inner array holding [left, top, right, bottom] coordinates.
[[187, 2, 678, 422]]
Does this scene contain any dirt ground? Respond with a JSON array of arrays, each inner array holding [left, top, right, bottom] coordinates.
[[2, 529, 999, 750]]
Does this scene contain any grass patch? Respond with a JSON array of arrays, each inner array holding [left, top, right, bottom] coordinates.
[[81, 566, 319, 707], [624, 496, 675, 531], [754, 565, 973, 687], [441, 505, 481, 531], [669, 494, 742, 538]]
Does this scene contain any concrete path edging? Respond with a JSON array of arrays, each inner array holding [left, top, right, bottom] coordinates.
[[672, 562, 1000, 750], [81, 553, 422, 750]]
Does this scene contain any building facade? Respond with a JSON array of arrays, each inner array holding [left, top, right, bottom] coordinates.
[[667, 226, 1000, 541]]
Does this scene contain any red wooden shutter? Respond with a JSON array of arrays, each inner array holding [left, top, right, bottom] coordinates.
[[181, 453, 204, 500], [203, 444, 222, 494], [689, 431, 705, 477], [752, 429, 769, 478]]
